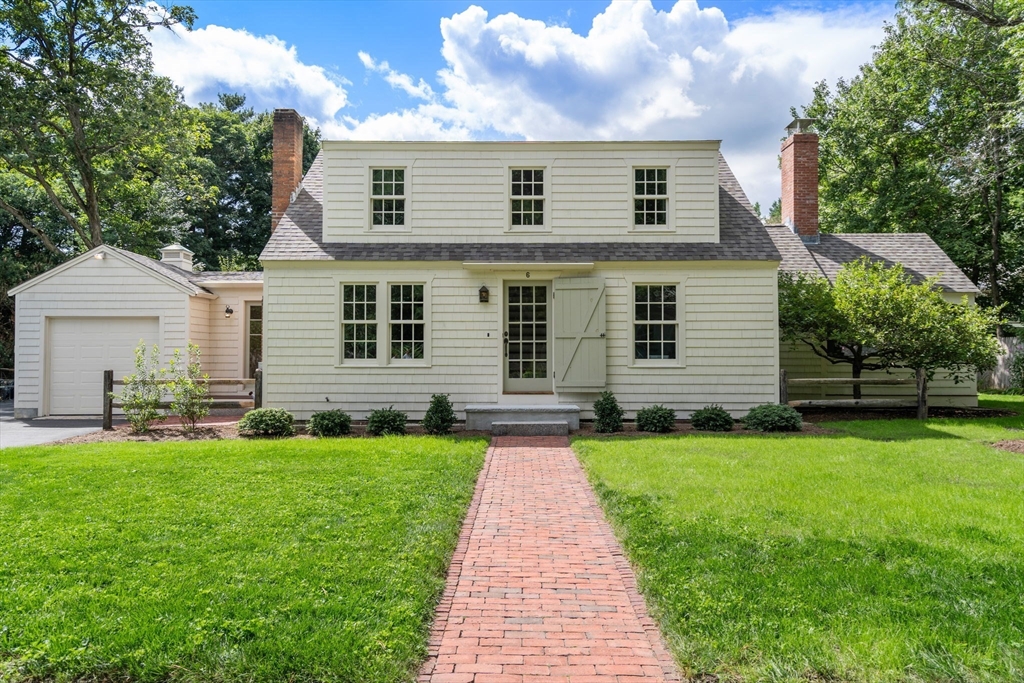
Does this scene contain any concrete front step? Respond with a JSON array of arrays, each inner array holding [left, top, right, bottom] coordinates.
[[491, 421, 569, 436], [465, 404, 580, 431]]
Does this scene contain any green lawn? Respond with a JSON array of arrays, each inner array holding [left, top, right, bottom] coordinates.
[[574, 395, 1024, 683], [0, 436, 486, 683]]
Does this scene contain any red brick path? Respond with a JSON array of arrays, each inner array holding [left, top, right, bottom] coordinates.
[[418, 436, 679, 682]]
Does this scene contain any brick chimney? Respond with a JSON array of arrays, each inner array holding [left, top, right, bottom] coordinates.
[[780, 118, 819, 244], [271, 109, 304, 231]]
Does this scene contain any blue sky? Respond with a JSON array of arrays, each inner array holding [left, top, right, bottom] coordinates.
[[149, 0, 895, 208]]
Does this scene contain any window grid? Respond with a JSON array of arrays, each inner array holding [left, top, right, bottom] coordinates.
[[634, 168, 667, 226], [371, 168, 405, 226], [390, 284, 425, 360], [511, 169, 544, 227], [634, 284, 677, 361], [507, 285, 548, 380], [247, 304, 262, 378], [343, 284, 377, 360]]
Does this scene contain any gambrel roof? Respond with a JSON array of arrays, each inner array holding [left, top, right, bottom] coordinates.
[[260, 152, 783, 263], [765, 226, 979, 294]]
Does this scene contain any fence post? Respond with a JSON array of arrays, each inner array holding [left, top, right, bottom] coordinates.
[[779, 368, 788, 405], [254, 368, 262, 410], [916, 368, 928, 420], [102, 370, 114, 430]]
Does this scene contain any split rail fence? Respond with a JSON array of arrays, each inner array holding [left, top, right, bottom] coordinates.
[[780, 368, 928, 419], [102, 368, 263, 430]]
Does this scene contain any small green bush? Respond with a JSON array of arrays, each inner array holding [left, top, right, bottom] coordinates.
[[1008, 352, 1024, 394], [367, 406, 407, 436], [238, 408, 295, 437], [744, 403, 802, 432], [166, 343, 211, 432], [422, 394, 457, 435], [308, 409, 352, 437], [636, 404, 676, 433], [593, 391, 624, 433], [691, 404, 734, 432], [115, 342, 163, 433]]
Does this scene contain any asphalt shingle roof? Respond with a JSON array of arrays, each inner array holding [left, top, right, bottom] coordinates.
[[109, 246, 262, 293], [764, 228, 979, 293], [260, 151, 782, 263]]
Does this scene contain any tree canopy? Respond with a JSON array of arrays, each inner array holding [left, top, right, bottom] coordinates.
[[780, 259, 1001, 398]]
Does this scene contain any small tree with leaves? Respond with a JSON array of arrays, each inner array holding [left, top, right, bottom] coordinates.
[[166, 343, 210, 431], [115, 341, 163, 433]]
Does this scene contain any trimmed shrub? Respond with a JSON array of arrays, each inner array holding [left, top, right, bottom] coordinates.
[[636, 404, 676, 433], [422, 394, 457, 435], [744, 403, 802, 432], [367, 406, 407, 436], [238, 408, 295, 437], [593, 391, 624, 433], [308, 409, 352, 437], [691, 404, 734, 432], [166, 343, 211, 432], [115, 342, 163, 433]]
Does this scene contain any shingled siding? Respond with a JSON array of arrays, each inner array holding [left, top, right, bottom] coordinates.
[[780, 343, 977, 407], [261, 261, 779, 421], [320, 142, 720, 244], [12, 255, 191, 417]]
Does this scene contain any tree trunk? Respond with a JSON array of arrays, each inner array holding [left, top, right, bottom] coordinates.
[[991, 135, 1003, 335], [916, 368, 928, 420], [852, 360, 863, 400]]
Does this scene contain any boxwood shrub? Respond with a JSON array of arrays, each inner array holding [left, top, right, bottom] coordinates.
[[593, 391, 624, 433], [238, 408, 295, 438], [690, 404, 734, 432], [367, 406, 407, 436], [308, 409, 352, 437], [744, 403, 802, 432], [636, 404, 676, 433], [422, 394, 457, 435]]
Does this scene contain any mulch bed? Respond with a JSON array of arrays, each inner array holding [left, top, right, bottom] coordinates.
[[797, 406, 1016, 422], [992, 440, 1024, 454]]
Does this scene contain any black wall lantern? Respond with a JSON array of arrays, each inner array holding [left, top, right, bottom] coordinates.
[[224, 305, 234, 319], [478, 285, 489, 303]]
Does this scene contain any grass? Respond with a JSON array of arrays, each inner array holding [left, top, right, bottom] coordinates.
[[574, 394, 1024, 683], [0, 436, 486, 683]]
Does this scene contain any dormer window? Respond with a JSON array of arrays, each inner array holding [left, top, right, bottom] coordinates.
[[634, 168, 667, 226], [371, 168, 405, 226], [511, 169, 544, 227]]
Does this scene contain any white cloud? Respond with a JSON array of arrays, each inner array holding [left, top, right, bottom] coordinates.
[[148, 24, 350, 120], [147, 0, 891, 208], [358, 51, 436, 101]]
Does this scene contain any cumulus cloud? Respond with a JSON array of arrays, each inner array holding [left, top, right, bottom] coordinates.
[[148, 24, 350, 120], [148, 0, 890, 207]]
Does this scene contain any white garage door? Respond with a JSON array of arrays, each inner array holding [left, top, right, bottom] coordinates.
[[48, 317, 159, 415]]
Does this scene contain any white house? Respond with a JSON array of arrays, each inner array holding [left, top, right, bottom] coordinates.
[[7, 110, 981, 424]]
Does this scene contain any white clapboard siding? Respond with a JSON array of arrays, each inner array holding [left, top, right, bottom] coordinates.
[[322, 142, 720, 244], [262, 261, 779, 420], [12, 254, 191, 417], [198, 284, 263, 390], [780, 342, 977, 407]]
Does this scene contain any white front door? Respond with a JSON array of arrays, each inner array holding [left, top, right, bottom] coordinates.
[[503, 282, 552, 393], [48, 316, 159, 415]]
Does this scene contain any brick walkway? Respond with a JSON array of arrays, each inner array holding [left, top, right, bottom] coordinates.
[[419, 436, 678, 682]]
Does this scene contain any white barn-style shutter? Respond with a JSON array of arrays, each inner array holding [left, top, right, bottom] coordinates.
[[553, 277, 607, 389]]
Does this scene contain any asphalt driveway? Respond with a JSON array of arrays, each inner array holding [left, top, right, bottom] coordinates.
[[0, 401, 102, 448]]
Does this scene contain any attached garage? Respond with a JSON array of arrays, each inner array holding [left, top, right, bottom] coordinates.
[[47, 317, 159, 415]]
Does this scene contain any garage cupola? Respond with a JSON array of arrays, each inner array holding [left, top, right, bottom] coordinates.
[[159, 243, 194, 272]]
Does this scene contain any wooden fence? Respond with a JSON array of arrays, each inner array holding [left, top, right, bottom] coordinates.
[[780, 368, 929, 419], [978, 336, 1022, 391], [103, 368, 262, 430]]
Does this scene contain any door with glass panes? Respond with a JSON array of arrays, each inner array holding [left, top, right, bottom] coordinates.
[[503, 282, 552, 392]]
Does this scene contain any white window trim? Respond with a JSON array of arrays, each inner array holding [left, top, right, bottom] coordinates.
[[334, 277, 433, 368], [628, 164, 675, 234], [505, 164, 552, 233], [365, 163, 412, 233], [337, 281, 383, 366], [627, 277, 685, 368], [386, 280, 432, 366], [244, 300, 264, 379]]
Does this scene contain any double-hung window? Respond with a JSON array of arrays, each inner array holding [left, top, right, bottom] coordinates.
[[342, 284, 378, 360], [390, 284, 425, 360], [634, 168, 668, 227], [371, 168, 405, 227], [634, 284, 677, 360], [510, 169, 544, 227]]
